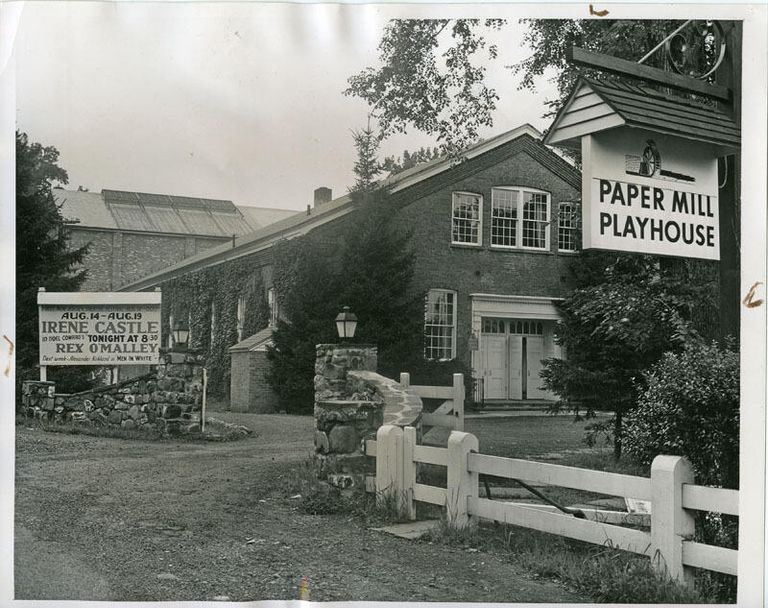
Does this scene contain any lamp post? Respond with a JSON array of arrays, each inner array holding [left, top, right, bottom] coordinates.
[[335, 306, 358, 341], [172, 320, 190, 351]]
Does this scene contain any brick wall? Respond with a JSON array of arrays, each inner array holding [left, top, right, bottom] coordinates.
[[391, 147, 580, 365], [230, 349, 278, 413], [229, 350, 251, 412], [69, 230, 115, 291], [68, 228, 227, 291], [249, 351, 278, 413]]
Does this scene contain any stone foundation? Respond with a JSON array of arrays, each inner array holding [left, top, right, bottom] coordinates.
[[20, 352, 206, 435]]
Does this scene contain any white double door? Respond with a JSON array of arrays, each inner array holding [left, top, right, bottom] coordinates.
[[482, 334, 546, 400]]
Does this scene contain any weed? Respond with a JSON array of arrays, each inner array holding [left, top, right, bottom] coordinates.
[[427, 518, 722, 603]]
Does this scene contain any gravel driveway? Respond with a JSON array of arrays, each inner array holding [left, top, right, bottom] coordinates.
[[15, 414, 584, 602]]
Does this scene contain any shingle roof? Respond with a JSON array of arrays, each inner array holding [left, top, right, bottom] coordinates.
[[545, 77, 740, 151], [55, 189, 297, 238], [229, 327, 274, 353]]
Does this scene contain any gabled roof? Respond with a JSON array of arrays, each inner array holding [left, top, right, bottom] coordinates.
[[119, 124, 578, 291], [229, 327, 274, 353], [545, 77, 740, 153], [55, 188, 297, 238]]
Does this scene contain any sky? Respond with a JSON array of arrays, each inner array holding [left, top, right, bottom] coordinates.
[[13, 2, 560, 211]]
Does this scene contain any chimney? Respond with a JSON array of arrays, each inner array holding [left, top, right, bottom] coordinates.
[[313, 186, 332, 207]]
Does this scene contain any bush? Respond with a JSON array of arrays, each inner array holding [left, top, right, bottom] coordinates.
[[623, 340, 739, 488]]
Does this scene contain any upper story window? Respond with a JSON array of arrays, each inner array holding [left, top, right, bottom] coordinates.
[[424, 289, 457, 361], [491, 187, 551, 251], [558, 202, 579, 252], [451, 192, 482, 246]]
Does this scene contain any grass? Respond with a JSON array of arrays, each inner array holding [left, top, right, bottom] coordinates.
[[425, 519, 721, 604], [284, 458, 415, 525]]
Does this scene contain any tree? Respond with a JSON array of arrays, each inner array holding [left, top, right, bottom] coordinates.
[[16, 132, 90, 387], [350, 126, 382, 193], [266, 190, 422, 413], [381, 146, 441, 177], [541, 253, 703, 459], [624, 340, 739, 488], [345, 19, 505, 154], [514, 20, 682, 116]]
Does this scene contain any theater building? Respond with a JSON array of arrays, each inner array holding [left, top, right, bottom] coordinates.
[[120, 124, 581, 410], [56, 188, 296, 291]]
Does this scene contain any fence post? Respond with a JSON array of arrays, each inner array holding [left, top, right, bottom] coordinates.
[[650, 455, 695, 584], [402, 426, 417, 520], [446, 430, 479, 527], [399, 372, 410, 388], [453, 373, 465, 431], [376, 425, 403, 504]]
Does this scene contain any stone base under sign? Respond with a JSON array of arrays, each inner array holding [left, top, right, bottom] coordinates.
[[19, 352, 206, 436]]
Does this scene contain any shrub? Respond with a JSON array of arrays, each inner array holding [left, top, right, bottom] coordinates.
[[623, 340, 739, 488]]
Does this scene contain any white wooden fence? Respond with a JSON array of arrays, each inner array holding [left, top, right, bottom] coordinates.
[[400, 372, 464, 432], [366, 426, 738, 583]]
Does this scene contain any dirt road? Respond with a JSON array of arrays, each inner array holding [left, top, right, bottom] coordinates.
[[15, 414, 584, 602]]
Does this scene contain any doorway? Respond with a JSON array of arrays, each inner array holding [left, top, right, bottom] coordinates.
[[480, 318, 548, 400]]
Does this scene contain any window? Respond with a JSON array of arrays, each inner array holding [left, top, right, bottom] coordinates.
[[236, 295, 246, 342], [424, 289, 457, 361], [490, 189, 517, 247], [491, 188, 550, 251], [451, 192, 482, 245], [558, 202, 579, 252], [167, 312, 174, 349], [268, 287, 279, 327], [210, 302, 216, 346]]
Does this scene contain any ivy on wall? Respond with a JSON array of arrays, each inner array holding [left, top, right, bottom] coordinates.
[[160, 256, 268, 397]]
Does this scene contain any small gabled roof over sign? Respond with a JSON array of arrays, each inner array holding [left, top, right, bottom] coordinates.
[[229, 327, 274, 353], [544, 78, 740, 153]]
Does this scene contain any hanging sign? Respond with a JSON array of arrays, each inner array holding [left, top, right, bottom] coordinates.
[[38, 291, 162, 366], [581, 130, 720, 260]]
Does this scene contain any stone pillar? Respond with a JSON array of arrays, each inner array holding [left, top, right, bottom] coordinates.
[[154, 351, 206, 434], [20, 380, 56, 416], [313, 343, 378, 403], [313, 344, 381, 484]]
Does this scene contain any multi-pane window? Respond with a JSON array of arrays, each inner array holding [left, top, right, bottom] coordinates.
[[424, 289, 457, 361], [509, 320, 544, 335], [558, 202, 579, 252], [522, 191, 549, 249], [482, 318, 543, 335], [451, 192, 482, 245], [490, 189, 518, 247], [491, 188, 550, 251]]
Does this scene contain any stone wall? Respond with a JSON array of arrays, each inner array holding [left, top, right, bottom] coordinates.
[[20, 352, 206, 435]]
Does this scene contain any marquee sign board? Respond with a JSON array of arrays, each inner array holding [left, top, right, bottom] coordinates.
[[581, 129, 720, 260], [38, 291, 162, 366]]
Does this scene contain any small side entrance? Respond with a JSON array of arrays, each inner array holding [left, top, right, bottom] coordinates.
[[480, 318, 550, 401]]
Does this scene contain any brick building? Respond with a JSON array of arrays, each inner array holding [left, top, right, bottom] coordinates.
[[56, 188, 296, 291], [120, 124, 581, 410]]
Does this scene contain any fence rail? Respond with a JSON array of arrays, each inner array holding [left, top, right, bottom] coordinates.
[[365, 426, 739, 582], [402, 373, 464, 432]]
